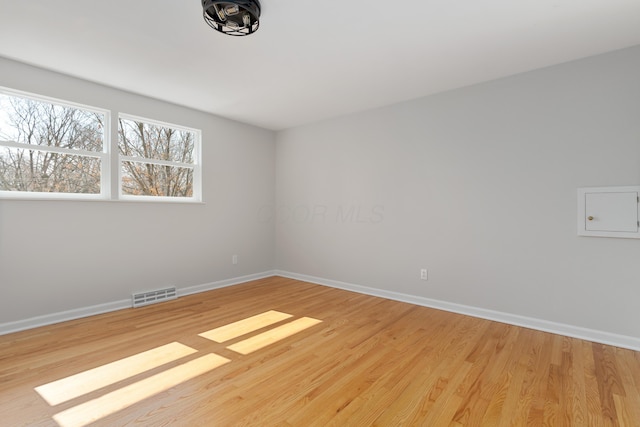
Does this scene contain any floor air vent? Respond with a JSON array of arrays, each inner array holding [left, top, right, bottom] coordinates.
[[132, 287, 177, 308]]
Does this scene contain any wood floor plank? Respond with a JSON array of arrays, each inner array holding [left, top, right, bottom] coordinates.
[[1, 276, 639, 426], [593, 343, 625, 426], [614, 347, 640, 424], [565, 338, 588, 427], [583, 339, 607, 427]]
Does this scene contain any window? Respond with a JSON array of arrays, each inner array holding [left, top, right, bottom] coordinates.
[[0, 87, 202, 202], [118, 115, 201, 201], [0, 89, 108, 198]]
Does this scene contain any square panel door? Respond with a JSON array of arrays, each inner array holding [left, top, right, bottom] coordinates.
[[585, 191, 638, 232], [578, 187, 640, 238]]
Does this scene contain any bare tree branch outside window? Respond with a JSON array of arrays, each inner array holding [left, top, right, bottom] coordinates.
[[118, 117, 195, 197], [0, 94, 104, 194]]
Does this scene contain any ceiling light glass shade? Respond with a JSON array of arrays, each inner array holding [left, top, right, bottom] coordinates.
[[202, 0, 261, 36]]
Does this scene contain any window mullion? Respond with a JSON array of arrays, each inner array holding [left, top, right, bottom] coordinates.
[[120, 155, 194, 169], [110, 110, 119, 200], [0, 140, 103, 158]]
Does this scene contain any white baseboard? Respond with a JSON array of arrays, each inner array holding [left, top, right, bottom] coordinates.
[[0, 271, 277, 336], [178, 271, 277, 297], [5, 269, 639, 352], [275, 270, 640, 352], [0, 300, 130, 336]]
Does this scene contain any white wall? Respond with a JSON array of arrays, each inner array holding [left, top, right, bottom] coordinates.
[[276, 46, 640, 340], [0, 57, 276, 325]]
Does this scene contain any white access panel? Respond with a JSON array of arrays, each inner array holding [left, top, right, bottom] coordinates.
[[578, 186, 640, 238], [586, 192, 638, 232]]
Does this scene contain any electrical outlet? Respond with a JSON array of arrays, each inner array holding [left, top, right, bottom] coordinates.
[[232, 254, 238, 265], [420, 268, 428, 280]]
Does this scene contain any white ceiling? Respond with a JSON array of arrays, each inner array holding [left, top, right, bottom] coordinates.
[[1, 1, 640, 130]]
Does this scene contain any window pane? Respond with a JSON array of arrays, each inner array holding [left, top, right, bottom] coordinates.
[[0, 147, 101, 193], [0, 94, 104, 152], [118, 118, 194, 164], [121, 161, 193, 197]]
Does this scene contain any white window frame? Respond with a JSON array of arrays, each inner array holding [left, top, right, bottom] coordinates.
[[117, 113, 202, 203], [0, 86, 110, 200], [0, 87, 204, 203]]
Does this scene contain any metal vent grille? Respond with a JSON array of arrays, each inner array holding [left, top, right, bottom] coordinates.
[[132, 287, 177, 308]]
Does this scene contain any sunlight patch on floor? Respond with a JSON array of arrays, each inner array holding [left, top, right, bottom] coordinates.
[[35, 342, 197, 406], [198, 310, 293, 343], [227, 317, 323, 355], [52, 353, 230, 427], [35, 310, 323, 426]]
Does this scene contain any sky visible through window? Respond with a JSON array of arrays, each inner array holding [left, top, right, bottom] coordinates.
[[0, 96, 16, 142]]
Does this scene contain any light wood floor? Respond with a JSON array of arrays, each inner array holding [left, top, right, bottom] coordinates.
[[1, 276, 639, 426]]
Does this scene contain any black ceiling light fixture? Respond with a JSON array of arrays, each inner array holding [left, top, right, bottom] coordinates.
[[202, 0, 261, 36]]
